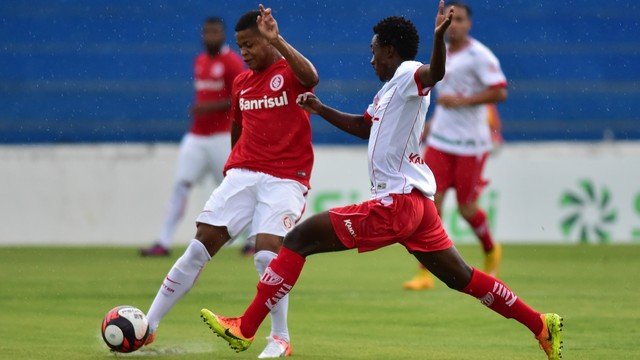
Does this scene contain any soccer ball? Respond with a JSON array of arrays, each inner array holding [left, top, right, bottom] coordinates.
[[100, 305, 149, 353]]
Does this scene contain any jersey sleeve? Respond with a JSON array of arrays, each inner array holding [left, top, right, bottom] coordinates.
[[476, 52, 507, 88], [398, 64, 431, 98], [363, 102, 374, 124]]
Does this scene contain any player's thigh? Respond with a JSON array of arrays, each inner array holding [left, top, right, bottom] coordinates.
[[251, 175, 307, 239], [453, 152, 489, 205], [205, 132, 231, 185], [175, 134, 210, 184], [329, 193, 422, 253], [196, 169, 258, 238], [424, 146, 454, 193], [401, 195, 452, 253]]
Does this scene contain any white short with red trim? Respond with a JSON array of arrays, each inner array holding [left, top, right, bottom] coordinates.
[[196, 168, 307, 238]]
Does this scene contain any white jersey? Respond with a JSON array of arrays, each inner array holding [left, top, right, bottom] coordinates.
[[427, 38, 507, 155], [364, 61, 436, 200]]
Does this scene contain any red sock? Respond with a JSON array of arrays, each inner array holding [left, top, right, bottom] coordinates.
[[240, 247, 305, 338], [467, 209, 495, 253], [462, 268, 543, 336]]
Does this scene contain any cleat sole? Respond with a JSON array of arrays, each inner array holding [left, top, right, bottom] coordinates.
[[200, 314, 242, 352]]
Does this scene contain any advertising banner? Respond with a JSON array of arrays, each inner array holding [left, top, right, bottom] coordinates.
[[1, 143, 638, 245], [308, 143, 640, 244]]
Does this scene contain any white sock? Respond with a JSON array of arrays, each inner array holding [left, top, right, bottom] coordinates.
[[147, 239, 210, 332], [158, 182, 190, 248], [254, 250, 290, 342]]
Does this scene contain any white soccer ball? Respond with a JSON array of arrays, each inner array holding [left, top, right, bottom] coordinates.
[[100, 305, 149, 353]]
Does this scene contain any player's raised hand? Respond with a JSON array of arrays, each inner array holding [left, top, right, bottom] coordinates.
[[257, 4, 279, 42], [434, 0, 454, 37], [296, 92, 321, 114]]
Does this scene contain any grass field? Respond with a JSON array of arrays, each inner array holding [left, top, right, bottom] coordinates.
[[1, 244, 639, 359]]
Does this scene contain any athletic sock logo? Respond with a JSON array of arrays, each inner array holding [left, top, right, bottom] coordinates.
[[260, 267, 284, 286], [160, 276, 181, 294], [492, 281, 518, 307], [480, 292, 494, 306], [265, 283, 292, 310]]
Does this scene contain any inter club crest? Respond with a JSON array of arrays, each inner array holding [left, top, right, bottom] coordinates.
[[270, 74, 284, 91]]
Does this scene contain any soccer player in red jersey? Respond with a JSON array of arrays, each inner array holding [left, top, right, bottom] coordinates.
[[144, 5, 319, 358], [140, 17, 244, 257], [200, 2, 563, 359], [404, 2, 508, 290]]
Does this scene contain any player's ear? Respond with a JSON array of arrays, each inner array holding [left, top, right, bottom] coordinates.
[[383, 45, 395, 59]]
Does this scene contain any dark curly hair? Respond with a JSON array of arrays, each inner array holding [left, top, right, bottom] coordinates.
[[373, 16, 420, 61], [235, 10, 260, 32]]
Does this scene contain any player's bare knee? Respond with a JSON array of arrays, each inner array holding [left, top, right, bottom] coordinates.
[[283, 223, 321, 257], [458, 203, 478, 220], [282, 225, 305, 251], [254, 233, 283, 253], [194, 223, 230, 256]]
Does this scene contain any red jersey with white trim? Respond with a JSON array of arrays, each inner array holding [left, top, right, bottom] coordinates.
[[224, 58, 314, 188], [363, 61, 436, 199], [427, 38, 507, 155], [191, 46, 245, 135]]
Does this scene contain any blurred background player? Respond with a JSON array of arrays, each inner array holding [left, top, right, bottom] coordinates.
[[144, 5, 319, 358], [487, 103, 504, 147], [403, 1, 507, 290], [201, 4, 563, 359], [140, 17, 245, 257]]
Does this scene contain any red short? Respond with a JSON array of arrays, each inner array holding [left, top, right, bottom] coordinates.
[[424, 146, 489, 204], [328, 190, 452, 253]]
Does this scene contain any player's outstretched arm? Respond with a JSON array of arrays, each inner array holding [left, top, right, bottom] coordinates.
[[297, 92, 371, 139], [416, 0, 453, 88], [257, 4, 319, 88]]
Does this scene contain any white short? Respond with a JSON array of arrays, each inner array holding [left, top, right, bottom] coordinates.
[[196, 168, 308, 238], [175, 132, 230, 185]]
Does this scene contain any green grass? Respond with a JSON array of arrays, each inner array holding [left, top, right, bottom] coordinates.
[[1, 244, 639, 359]]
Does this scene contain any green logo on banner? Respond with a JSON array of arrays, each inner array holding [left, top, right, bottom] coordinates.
[[633, 193, 640, 241], [560, 179, 617, 243]]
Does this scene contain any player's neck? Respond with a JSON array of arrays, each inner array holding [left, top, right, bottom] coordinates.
[[205, 46, 222, 57], [257, 51, 282, 71], [387, 59, 404, 80], [447, 37, 470, 53]]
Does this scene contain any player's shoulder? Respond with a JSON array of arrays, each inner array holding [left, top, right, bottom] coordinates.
[[392, 60, 423, 81], [233, 69, 252, 82], [270, 57, 289, 72], [468, 38, 499, 61], [231, 68, 252, 88], [194, 52, 208, 62], [267, 58, 299, 83]]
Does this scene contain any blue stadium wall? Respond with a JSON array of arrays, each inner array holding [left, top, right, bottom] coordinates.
[[1, 0, 639, 144]]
